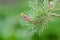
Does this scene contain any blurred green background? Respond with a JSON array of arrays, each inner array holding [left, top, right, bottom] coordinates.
[[0, 0, 60, 40]]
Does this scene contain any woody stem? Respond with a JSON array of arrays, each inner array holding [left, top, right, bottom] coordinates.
[[51, 13, 60, 17]]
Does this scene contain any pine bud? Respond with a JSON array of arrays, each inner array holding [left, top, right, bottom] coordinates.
[[48, 1, 53, 9], [21, 12, 32, 22]]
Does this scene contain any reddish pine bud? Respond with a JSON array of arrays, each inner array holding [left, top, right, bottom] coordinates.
[[21, 12, 32, 22], [48, 1, 53, 9]]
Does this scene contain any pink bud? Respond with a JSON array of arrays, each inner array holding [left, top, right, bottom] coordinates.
[[48, 4, 53, 8], [48, 1, 53, 9], [22, 14, 32, 22]]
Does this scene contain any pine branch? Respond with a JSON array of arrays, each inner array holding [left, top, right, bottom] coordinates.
[[51, 13, 60, 17], [20, 0, 60, 36]]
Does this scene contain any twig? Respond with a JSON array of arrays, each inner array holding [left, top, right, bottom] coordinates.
[[51, 13, 60, 17]]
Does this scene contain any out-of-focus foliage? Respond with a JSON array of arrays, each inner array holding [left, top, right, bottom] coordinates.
[[0, 0, 60, 40]]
